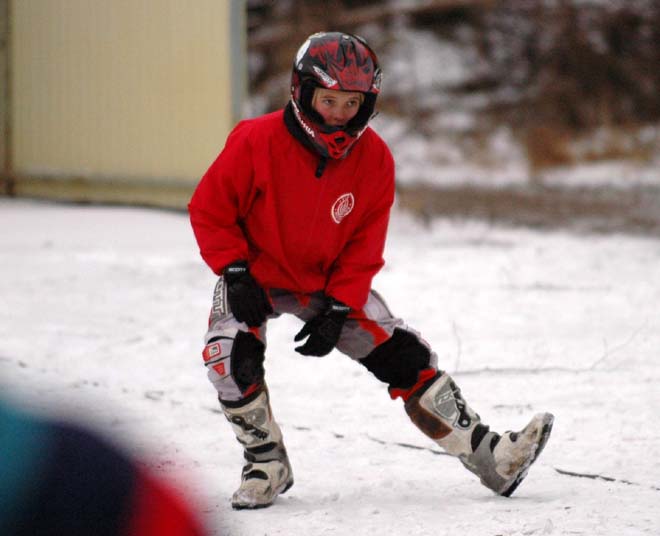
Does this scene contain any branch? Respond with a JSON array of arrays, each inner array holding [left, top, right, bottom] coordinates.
[[366, 434, 450, 456], [554, 467, 660, 492], [588, 320, 648, 370]]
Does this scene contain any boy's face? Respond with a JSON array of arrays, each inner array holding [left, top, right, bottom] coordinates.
[[312, 88, 363, 127]]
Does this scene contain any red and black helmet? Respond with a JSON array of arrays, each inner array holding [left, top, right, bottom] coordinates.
[[290, 32, 382, 159]]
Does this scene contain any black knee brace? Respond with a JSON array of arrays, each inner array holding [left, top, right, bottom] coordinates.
[[359, 328, 431, 390], [210, 331, 266, 395]]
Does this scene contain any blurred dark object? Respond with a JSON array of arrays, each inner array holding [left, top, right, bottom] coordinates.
[[0, 398, 206, 536]]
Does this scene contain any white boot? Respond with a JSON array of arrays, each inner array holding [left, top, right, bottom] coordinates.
[[221, 389, 294, 509], [405, 373, 553, 496]]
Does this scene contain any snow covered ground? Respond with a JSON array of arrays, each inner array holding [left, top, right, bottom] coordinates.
[[1, 198, 659, 535]]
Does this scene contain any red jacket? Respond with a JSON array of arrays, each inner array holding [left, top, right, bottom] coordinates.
[[189, 109, 395, 310]]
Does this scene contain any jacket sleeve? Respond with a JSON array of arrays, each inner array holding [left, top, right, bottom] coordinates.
[[188, 123, 257, 274], [325, 147, 396, 310]]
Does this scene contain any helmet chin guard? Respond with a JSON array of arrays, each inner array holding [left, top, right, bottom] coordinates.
[[290, 32, 381, 159], [290, 98, 370, 159]]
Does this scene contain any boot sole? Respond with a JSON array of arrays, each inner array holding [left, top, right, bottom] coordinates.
[[500, 413, 554, 497]]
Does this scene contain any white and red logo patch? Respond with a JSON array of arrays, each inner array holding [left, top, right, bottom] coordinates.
[[202, 342, 222, 362], [202, 341, 229, 378], [331, 193, 354, 224]]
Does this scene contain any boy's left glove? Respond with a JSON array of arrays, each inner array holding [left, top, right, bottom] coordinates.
[[294, 297, 350, 357]]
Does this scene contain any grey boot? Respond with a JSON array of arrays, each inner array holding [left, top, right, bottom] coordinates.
[[405, 372, 553, 497], [221, 388, 294, 509]]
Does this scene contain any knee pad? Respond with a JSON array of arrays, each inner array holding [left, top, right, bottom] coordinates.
[[203, 331, 266, 401], [359, 328, 431, 390]]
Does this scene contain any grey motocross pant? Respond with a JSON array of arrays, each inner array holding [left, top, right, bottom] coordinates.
[[201, 278, 439, 403]]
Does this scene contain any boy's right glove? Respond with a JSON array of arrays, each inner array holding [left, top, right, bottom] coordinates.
[[224, 261, 273, 327]]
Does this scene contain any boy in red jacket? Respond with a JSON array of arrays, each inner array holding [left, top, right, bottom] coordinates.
[[189, 32, 553, 510]]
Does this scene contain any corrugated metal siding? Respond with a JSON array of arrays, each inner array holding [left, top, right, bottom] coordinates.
[[11, 0, 238, 184], [1, 0, 9, 177]]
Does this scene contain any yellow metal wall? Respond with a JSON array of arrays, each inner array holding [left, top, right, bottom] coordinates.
[[11, 0, 239, 185]]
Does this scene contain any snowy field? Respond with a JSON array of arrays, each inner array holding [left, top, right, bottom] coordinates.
[[1, 198, 659, 535]]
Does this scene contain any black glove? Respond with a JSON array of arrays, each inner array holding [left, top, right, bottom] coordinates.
[[294, 296, 350, 357], [224, 261, 273, 327]]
